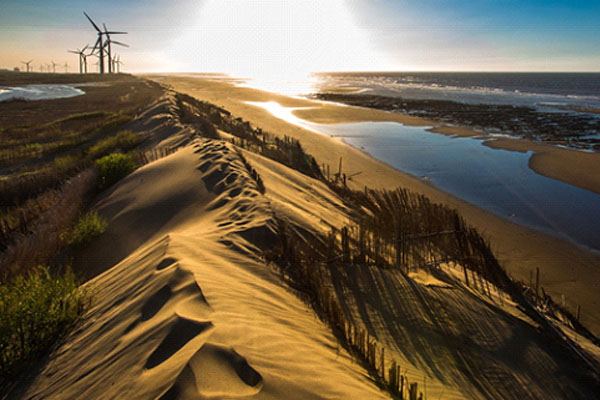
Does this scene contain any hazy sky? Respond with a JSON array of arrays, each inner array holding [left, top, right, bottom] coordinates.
[[1, 0, 599, 76]]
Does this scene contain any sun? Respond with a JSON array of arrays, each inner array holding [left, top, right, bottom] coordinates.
[[168, 0, 383, 79]]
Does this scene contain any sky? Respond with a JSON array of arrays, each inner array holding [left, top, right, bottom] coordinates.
[[1, 0, 599, 76]]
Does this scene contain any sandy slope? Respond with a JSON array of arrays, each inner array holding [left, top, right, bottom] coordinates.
[[21, 141, 389, 400], [328, 262, 599, 399], [246, 146, 600, 399], [151, 75, 600, 336]]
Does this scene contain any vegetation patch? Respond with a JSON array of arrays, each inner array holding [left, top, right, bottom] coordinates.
[[95, 153, 137, 190], [87, 130, 141, 160], [66, 211, 107, 248], [0, 266, 90, 387], [0, 169, 97, 279]]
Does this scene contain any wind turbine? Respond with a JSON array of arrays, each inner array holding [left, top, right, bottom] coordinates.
[[51, 61, 58, 73], [114, 54, 124, 73], [64, 62, 69, 73], [102, 22, 127, 74], [84, 12, 106, 74], [20, 60, 33, 72], [68, 45, 89, 74], [84, 12, 127, 74]]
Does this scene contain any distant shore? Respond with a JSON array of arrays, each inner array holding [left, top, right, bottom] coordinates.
[[148, 74, 600, 334]]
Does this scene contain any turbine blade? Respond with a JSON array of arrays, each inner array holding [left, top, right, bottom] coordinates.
[[92, 37, 101, 52], [103, 23, 108, 32], [105, 31, 127, 35], [83, 11, 101, 32], [111, 40, 129, 47]]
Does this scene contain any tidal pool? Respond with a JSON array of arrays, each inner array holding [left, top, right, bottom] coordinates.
[[0, 84, 86, 102], [250, 101, 600, 252]]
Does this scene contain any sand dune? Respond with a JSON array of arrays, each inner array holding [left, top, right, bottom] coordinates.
[[22, 140, 389, 399]]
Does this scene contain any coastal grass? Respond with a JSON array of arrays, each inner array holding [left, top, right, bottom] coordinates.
[[95, 153, 136, 190], [0, 266, 90, 387], [0, 112, 133, 169], [0, 170, 97, 279], [0, 114, 133, 208], [66, 212, 107, 248], [86, 130, 141, 160]]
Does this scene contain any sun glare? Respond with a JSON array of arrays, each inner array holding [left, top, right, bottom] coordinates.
[[168, 0, 382, 79]]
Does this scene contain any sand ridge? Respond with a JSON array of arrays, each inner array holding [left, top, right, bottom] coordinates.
[[22, 140, 390, 400]]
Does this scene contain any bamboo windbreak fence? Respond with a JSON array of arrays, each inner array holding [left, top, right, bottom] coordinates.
[[267, 220, 426, 399], [266, 184, 600, 398], [324, 187, 515, 296]]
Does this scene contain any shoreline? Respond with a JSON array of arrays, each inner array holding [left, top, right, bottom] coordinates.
[[148, 74, 600, 335]]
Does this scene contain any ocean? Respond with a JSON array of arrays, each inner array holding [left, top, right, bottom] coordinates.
[[241, 72, 600, 112], [313, 72, 600, 111]]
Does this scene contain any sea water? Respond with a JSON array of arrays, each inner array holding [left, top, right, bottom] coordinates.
[[242, 72, 600, 113]]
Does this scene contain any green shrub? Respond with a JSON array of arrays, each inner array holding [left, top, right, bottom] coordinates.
[[0, 267, 90, 384], [95, 153, 136, 189], [67, 211, 107, 248], [87, 130, 141, 160]]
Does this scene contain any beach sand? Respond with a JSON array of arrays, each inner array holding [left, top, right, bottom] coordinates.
[[149, 75, 600, 335]]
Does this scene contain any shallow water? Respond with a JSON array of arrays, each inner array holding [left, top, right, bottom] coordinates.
[[249, 101, 600, 252], [0, 84, 85, 102]]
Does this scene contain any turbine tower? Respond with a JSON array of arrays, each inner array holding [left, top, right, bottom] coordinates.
[[84, 12, 106, 74], [114, 54, 124, 73], [68, 45, 89, 74], [84, 12, 127, 74], [64, 62, 69, 73], [20, 60, 33, 72], [102, 23, 127, 74], [51, 61, 57, 73]]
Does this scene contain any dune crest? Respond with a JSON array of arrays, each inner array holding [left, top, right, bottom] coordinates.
[[22, 138, 389, 399]]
